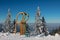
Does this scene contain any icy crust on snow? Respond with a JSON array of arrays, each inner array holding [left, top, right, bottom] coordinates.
[[0, 33, 60, 40]]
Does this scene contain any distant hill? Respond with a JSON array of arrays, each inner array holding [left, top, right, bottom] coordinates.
[[46, 23, 60, 32]]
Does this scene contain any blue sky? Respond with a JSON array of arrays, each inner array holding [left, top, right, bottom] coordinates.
[[0, 0, 60, 23]]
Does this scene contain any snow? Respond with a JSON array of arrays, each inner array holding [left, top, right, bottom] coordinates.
[[0, 32, 60, 40]]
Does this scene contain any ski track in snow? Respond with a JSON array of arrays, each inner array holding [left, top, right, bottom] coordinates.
[[0, 33, 60, 40]]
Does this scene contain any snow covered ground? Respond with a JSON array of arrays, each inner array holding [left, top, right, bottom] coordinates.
[[0, 32, 60, 40]]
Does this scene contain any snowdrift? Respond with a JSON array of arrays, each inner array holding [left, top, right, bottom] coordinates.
[[0, 32, 60, 40]]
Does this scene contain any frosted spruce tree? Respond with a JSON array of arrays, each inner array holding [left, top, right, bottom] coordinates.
[[42, 16, 49, 36], [3, 8, 11, 32]]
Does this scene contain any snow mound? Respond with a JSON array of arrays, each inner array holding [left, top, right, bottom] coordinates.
[[0, 32, 60, 40]]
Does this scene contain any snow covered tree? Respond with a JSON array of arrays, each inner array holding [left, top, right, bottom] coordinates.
[[42, 16, 48, 36]]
